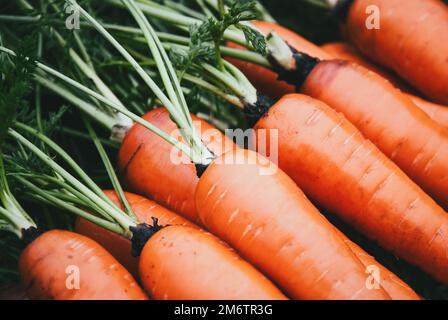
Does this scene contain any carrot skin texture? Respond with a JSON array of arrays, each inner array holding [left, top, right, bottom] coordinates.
[[346, 0, 448, 104], [254, 94, 448, 284], [226, 20, 332, 99], [139, 225, 287, 300], [75, 190, 196, 278], [19, 230, 148, 300], [118, 108, 234, 224], [301, 61, 448, 209], [196, 148, 391, 300], [321, 42, 448, 130]]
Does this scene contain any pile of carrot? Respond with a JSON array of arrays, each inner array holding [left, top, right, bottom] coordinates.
[[2, 0, 448, 302]]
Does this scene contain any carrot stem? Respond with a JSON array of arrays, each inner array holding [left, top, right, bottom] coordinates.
[[0, 155, 37, 237], [83, 118, 136, 220], [16, 177, 126, 237], [8, 129, 137, 236]]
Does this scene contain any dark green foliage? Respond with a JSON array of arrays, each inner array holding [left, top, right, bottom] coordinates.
[[0, 37, 36, 148]]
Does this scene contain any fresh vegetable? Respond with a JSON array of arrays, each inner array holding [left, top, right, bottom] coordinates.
[[2, 0, 437, 300], [298, 56, 448, 209], [254, 93, 448, 284], [19, 229, 149, 300], [339, 0, 448, 104], [139, 223, 288, 300], [321, 42, 448, 129], [75, 190, 197, 278], [195, 148, 391, 300]]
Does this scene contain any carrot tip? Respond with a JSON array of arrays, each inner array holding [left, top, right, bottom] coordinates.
[[269, 48, 319, 90], [195, 162, 209, 178], [244, 94, 275, 126]]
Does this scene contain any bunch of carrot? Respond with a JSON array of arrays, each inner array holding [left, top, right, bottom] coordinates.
[[0, 0, 447, 301]]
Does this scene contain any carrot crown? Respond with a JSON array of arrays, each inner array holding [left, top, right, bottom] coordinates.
[[130, 217, 166, 257], [266, 32, 320, 89]]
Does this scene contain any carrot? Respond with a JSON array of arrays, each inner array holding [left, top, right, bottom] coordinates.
[[19, 230, 148, 300], [118, 107, 234, 224], [195, 148, 391, 300], [321, 42, 448, 129], [226, 20, 332, 99], [139, 224, 287, 300], [75, 190, 197, 278], [254, 93, 448, 284], [299, 57, 448, 209], [342, 0, 448, 104]]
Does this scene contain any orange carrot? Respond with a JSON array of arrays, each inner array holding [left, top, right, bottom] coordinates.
[[254, 93, 448, 284], [343, 0, 448, 104], [75, 190, 197, 278], [299, 58, 448, 209], [321, 42, 448, 129], [195, 148, 391, 300], [118, 108, 234, 224], [139, 224, 287, 300], [19, 230, 148, 300]]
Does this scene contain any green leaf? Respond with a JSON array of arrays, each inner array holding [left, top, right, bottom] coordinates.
[[0, 37, 37, 149], [184, 0, 266, 67], [238, 24, 267, 55]]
